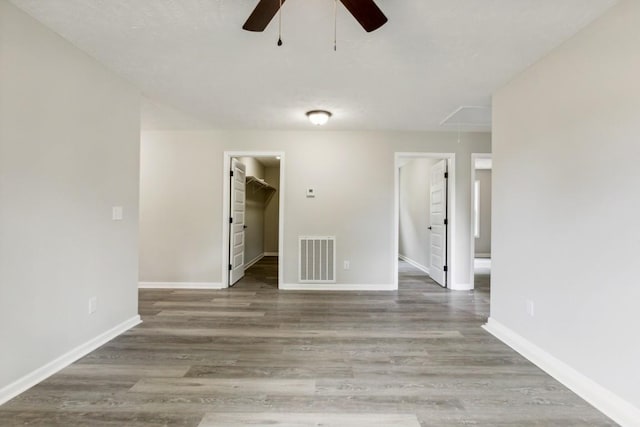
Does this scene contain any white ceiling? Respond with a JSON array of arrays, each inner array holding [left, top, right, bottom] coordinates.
[[11, 0, 617, 131]]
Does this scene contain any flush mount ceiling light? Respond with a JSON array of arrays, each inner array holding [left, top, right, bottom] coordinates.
[[306, 110, 332, 126]]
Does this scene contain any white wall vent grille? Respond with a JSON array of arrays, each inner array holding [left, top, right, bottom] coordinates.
[[299, 236, 336, 283]]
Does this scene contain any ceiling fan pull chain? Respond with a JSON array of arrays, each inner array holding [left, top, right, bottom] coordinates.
[[334, 0, 338, 51], [277, 0, 283, 46]]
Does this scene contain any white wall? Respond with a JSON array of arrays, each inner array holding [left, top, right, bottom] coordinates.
[[244, 188, 265, 266], [139, 130, 491, 288], [139, 134, 216, 282], [474, 169, 492, 256], [264, 166, 280, 254], [398, 158, 438, 271], [237, 156, 265, 179], [0, 1, 140, 395], [491, 0, 640, 417]]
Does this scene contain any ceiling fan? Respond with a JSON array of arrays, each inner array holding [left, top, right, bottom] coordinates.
[[242, 0, 388, 33]]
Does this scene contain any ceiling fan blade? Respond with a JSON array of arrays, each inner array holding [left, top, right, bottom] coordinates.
[[242, 0, 286, 32], [339, 0, 387, 32]]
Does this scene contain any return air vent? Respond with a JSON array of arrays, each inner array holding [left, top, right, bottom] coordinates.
[[299, 236, 336, 283]]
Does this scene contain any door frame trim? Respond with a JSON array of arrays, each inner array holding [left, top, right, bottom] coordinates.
[[394, 152, 456, 290], [222, 151, 285, 289]]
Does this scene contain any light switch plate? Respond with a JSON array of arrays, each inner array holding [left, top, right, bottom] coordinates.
[[306, 188, 315, 198]]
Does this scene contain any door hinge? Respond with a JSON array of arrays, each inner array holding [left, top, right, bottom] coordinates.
[[229, 264, 232, 271], [444, 266, 448, 272], [444, 218, 448, 225], [230, 170, 234, 177], [444, 172, 448, 179], [229, 217, 233, 224]]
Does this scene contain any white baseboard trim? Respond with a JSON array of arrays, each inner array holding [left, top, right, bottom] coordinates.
[[483, 318, 640, 427], [0, 315, 141, 406], [245, 253, 265, 269], [450, 282, 473, 291], [280, 283, 397, 291], [398, 254, 430, 275], [264, 252, 279, 257], [139, 282, 225, 289]]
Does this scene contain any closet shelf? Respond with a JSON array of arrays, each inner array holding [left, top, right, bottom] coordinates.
[[246, 176, 277, 204], [246, 176, 276, 192]]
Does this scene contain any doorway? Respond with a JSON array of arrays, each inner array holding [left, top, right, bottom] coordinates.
[[222, 152, 285, 289], [394, 153, 455, 289], [470, 154, 492, 290]]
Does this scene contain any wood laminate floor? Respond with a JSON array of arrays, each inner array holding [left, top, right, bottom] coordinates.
[[0, 258, 615, 426]]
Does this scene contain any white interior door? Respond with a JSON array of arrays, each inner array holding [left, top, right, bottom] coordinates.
[[429, 159, 448, 287], [229, 159, 246, 286]]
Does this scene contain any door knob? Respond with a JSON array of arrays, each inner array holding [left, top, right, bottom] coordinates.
[[428, 226, 432, 230]]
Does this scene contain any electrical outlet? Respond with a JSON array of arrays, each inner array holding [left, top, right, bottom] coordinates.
[[526, 300, 535, 317], [343, 260, 350, 270], [112, 206, 123, 221], [88, 297, 97, 314]]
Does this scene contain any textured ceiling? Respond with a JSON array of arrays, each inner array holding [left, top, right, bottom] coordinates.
[[11, 0, 617, 131]]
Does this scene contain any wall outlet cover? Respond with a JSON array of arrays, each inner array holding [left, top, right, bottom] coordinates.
[[112, 206, 124, 221], [88, 297, 98, 314], [526, 300, 535, 317]]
